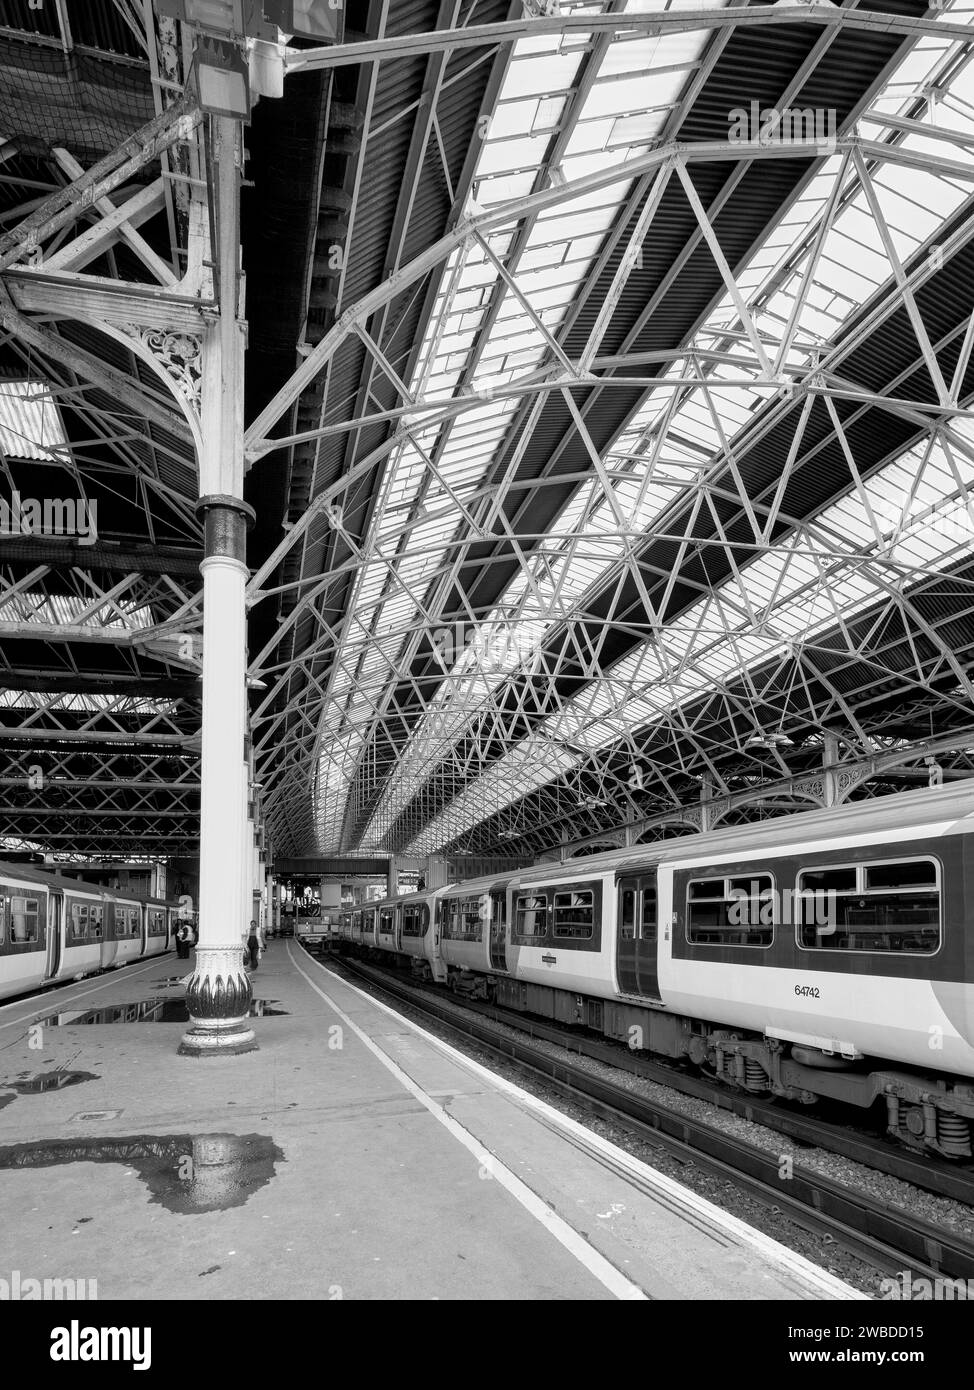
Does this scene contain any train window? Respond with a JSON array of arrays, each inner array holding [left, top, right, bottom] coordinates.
[[363, 910, 376, 934], [798, 866, 856, 894], [11, 897, 39, 943], [70, 902, 88, 939], [641, 886, 658, 943], [620, 890, 636, 940], [687, 875, 774, 947], [90, 906, 104, 940], [378, 910, 394, 935], [797, 858, 940, 954], [352, 912, 362, 933], [462, 899, 483, 941], [689, 878, 725, 900], [402, 905, 427, 938], [443, 899, 482, 941], [515, 894, 548, 939], [553, 889, 594, 939], [865, 861, 938, 890]]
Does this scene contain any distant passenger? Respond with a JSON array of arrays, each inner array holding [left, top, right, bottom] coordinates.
[[247, 920, 260, 970], [175, 920, 193, 959]]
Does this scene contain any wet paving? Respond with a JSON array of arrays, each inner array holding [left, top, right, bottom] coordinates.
[[36, 999, 287, 1026], [0, 1132, 282, 1213]]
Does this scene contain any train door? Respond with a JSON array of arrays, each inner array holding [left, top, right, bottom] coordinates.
[[488, 891, 507, 972], [616, 875, 660, 999], [99, 901, 116, 970], [138, 904, 148, 958], [44, 891, 63, 981]]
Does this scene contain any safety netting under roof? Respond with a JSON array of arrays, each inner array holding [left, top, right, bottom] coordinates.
[[318, 0, 974, 857]]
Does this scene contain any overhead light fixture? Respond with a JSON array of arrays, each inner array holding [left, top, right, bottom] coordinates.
[[195, 33, 252, 118], [746, 731, 793, 751]]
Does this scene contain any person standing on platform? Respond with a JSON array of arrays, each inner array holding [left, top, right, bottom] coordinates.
[[247, 919, 260, 970]]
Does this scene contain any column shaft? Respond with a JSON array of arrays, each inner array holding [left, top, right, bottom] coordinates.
[[180, 505, 256, 1056]]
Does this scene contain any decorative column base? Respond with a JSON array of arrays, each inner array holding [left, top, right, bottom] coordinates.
[[178, 945, 257, 1057]]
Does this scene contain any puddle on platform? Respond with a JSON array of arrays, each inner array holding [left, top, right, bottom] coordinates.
[[11, 1070, 99, 1095], [0, 1133, 282, 1213], [36, 999, 287, 1026], [150, 978, 189, 990]]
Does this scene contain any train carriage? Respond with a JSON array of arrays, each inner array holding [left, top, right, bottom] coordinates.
[[653, 791, 974, 1080], [0, 862, 178, 1002]]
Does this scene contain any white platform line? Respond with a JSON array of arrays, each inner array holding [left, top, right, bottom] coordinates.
[[292, 944, 868, 1302], [0, 954, 176, 1030], [287, 942, 647, 1301]]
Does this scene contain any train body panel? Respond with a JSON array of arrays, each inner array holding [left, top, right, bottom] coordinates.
[[374, 903, 397, 953], [56, 887, 109, 983], [361, 907, 377, 948], [396, 892, 441, 972], [110, 901, 145, 967], [505, 869, 616, 999], [439, 876, 514, 977]]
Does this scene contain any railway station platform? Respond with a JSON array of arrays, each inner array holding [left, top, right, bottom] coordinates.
[[0, 942, 862, 1301]]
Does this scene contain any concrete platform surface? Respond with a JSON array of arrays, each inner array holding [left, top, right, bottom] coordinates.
[[0, 941, 864, 1301]]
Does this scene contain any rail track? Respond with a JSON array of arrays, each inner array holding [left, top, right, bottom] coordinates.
[[317, 945, 974, 1289]]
